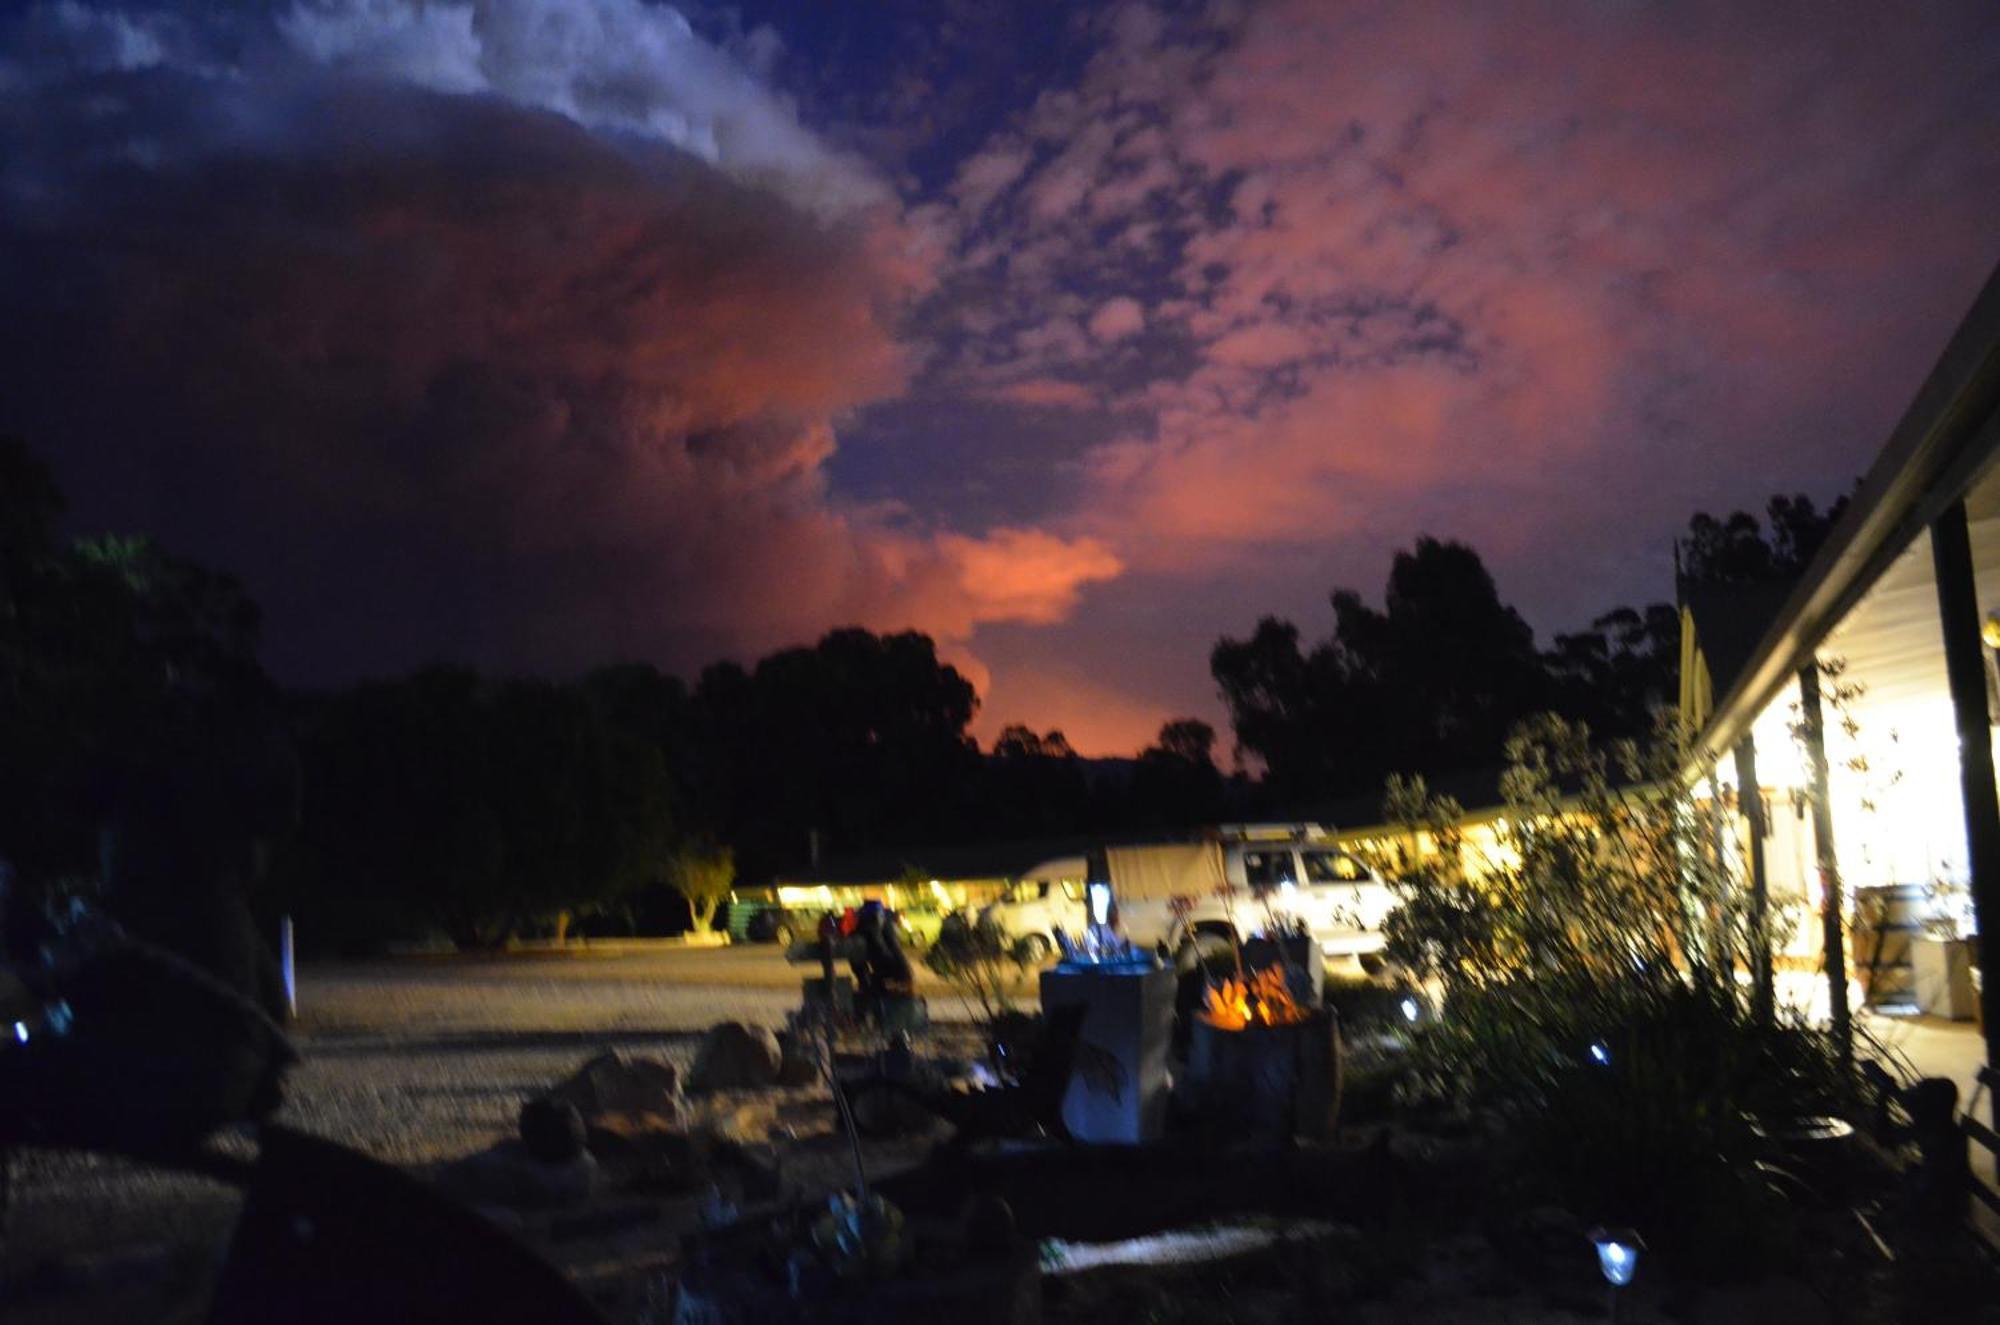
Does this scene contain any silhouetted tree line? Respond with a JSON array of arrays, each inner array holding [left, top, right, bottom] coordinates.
[[1211, 491, 1849, 806], [280, 637, 1244, 944], [2, 431, 1847, 952], [1, 439, 1241, 951]]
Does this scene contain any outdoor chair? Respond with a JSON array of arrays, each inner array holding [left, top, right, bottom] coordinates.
[[844, 1002, 1089, 1148]]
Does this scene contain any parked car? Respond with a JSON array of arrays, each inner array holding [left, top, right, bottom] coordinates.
[[988, 829, 1399, 973], [747, 904, 936, 953], [976, 881, 1085, 964]]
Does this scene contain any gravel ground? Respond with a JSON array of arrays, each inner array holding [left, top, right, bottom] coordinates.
[[4, 945, 988, 1279]]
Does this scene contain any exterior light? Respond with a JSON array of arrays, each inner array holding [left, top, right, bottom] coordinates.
[[12, 1020, 26, 1044], [1590, 1226, 1644, 1289], [1400, 997, 1420, 1023], [1087, 881, 1113, 926], [1982, 612, 2000, 649], [1589, 1041, 1611, 1066]]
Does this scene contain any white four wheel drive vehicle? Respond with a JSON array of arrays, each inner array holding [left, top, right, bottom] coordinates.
[[985, 826, 1400, 972], [978, 878, 1086, 965]]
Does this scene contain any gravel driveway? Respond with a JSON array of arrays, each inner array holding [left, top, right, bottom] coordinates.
[[5, 944, 975, 1277]]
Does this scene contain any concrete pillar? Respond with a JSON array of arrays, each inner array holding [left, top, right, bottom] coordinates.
[[1929, 500, 2000, 1118], [1797, 662, 1852, 1061], [1733, 734, 1775, 1022]]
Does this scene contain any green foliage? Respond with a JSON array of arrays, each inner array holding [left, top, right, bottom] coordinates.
[[1382, 713, 1857, 1277], [922, 911, 1035, 1025], [1, 438, 284, 915], [1420, 975, 1849, 1276], [1381, 712, 1741, 997], [667, 839, 734, 931], [1321, 974, 1417, 1031]]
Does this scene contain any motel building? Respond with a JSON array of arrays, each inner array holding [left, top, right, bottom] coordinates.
[[1677, 264, 2000, 1130]]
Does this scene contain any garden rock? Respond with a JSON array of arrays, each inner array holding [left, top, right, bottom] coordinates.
[[436, 1142, 598, 1209], [545, 1049, 682, 1118], [774, 1029, 821, 1086], [518, 1096, 587, 1163], [700, 1097, 783, 1145], [688, 1021, 782, 1092], [584, 1112, 702, 1188]]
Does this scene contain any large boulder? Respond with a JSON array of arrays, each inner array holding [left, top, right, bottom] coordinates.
[[545, 1049, 683, 1120], [518, 1097, 587, 1163], [584, 1112, 702, 1190], [687, 1022, 782, 1093], [774, 1028, 822, 1087]]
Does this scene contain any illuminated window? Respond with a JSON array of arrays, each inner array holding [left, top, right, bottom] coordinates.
[[1302, 850, 1365, 883], [1243, 850, 1298, 888]]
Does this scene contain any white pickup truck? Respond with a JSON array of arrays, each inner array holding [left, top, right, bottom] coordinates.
[[985, 828, 1399, 972]]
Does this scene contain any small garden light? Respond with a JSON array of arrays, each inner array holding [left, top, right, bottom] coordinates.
[[1589, 1227, 1644, 1321], [1589, 1041, 1610, 1066], [12, 1020, 26, 1044], [1400, 997, 1420, 1024]]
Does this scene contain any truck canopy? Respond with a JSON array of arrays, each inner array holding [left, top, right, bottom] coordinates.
[[1104, 842, 1226, 901]]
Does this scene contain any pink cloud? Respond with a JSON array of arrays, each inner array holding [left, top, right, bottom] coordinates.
[[1087, 296, 1146, 342], [993, 378, 1100, 408], [909, 0, 1998, 750]]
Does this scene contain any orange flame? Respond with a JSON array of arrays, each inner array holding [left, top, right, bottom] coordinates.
[[1199, 965, 1312, 1030]]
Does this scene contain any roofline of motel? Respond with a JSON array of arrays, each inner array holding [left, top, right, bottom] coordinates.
[[1692, 261, 2000, 767]]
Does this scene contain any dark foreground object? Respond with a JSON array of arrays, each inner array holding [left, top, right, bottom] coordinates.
[[879, 1139, 1378, 1242], [677, 1236, 1042, 1325], [210, 1126, 608, 1325]]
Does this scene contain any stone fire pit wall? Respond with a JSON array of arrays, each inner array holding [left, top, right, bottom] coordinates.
[[1038, 964, 1176, 1144], [1184, 1007, 1339, 1147]]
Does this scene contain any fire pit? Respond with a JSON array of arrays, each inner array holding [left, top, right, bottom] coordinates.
[[1183, 966, 1340, 1147]]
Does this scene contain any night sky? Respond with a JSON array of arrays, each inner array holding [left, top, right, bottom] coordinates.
[[4, 1, 1997, 754]]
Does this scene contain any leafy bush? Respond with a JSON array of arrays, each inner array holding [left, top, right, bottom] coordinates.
[[1426, 974, 1851, 1275], [1381, 713, 1750, 997], [1380, 714, 1858, 1278], [1328, 976, 1424, 1040], [922, 911, 1036, 1025]]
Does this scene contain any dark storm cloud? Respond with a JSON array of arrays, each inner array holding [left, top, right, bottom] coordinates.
[[0, 1, 1118, 686]]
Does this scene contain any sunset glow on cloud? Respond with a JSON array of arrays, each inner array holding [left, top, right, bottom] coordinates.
[[4, 0, 1997, 754]]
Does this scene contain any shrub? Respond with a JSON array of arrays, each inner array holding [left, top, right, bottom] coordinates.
[[1380, 713, 1857, 1279], [922, 911, 1035, 1025], [1322, 974, 1419, 1032]]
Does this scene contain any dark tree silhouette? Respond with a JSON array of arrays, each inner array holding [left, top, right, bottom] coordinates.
[[1678, 492, 1849, 588], [1544, 603, 1682, 740], [1213, 537, 1550, 800], [984, 724, 1091, 834], [278, 669, 680, 951], [0, 436, 290, 1012], [1214, 492, 1851, 807], [1131, 718, 1226, 827], [692, 628, 982, 878]]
